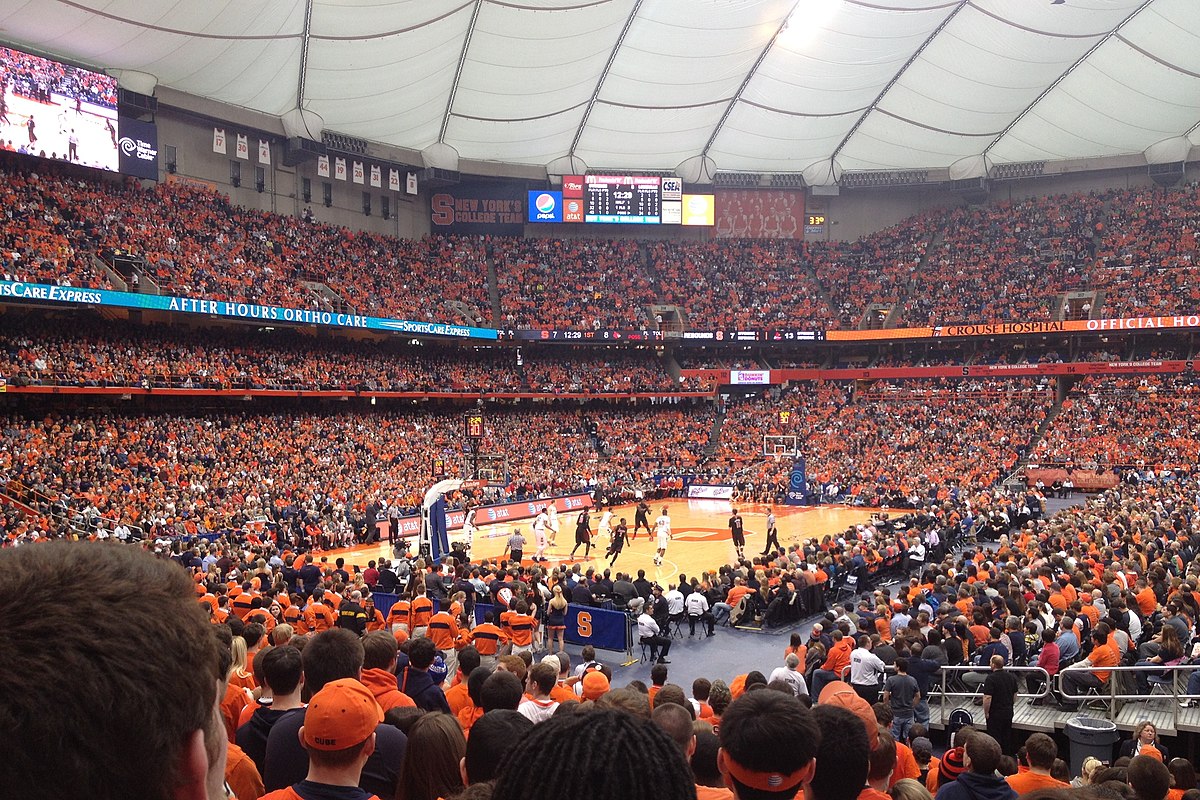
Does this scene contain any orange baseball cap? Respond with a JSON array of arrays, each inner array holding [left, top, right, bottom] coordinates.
[[302, 679, 383, 751], [817, 680, 878, 747]]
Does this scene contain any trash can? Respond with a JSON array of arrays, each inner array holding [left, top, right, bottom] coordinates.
[[1064, 716, 1119, 778]]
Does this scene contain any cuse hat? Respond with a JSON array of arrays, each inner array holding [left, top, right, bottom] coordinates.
[[581, 671, 610, 701], [302, 678, 383, 751]]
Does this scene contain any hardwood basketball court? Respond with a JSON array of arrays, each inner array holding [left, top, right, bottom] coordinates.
[[335, 499, 879, 582]]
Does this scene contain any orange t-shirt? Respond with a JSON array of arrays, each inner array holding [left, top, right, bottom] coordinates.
[[1006, 772, 1070, 794], [891, 742, 920, 788], [1090, 642, 1119, 683], [1136, 587, 1158, 617]]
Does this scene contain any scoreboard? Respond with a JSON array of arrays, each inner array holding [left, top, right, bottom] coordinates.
[[528, 175, 709, 226], [583, 175, 662, 224]]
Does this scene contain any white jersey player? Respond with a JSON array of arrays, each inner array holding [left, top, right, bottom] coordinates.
[[532, 509, 550, 562], [654, 507, 671, 567], [546, 504, 560, 546], [598, 508, 614, 543], [461, 506, 477, 558]]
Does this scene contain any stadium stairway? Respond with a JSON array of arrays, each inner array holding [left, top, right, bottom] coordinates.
[[92, 254, 129, 292], [484, 242, 502, 325], [1003, 395, 1066, 486], [890, 227, 942, 328], [638, 240, 663, 288], [703, 405, 727, 458]]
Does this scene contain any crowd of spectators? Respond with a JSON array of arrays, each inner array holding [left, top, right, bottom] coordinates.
[[11, 448, 1200, 800], [4, 158, 1200, 332], [811, 221, 936, 328], [908, 193, 1105, 325], [492, 236, 657, 329], [716, 380, 1052, 506], [1032, 375, 1200, 470], [1092, 184, 1200, 319], [0, 161, 492, 325], [648, 239, 835, 330], [0, 402, 724, 542], [0, 317, 691, 394]]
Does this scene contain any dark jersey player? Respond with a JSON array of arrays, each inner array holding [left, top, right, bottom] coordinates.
[[729, 509, 746, 561]]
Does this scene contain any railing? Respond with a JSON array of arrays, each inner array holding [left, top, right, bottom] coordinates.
[[2, 479, 144, 541], [921, 663, 1200, 730], [933, 665, 1054, 726], [1055, 663, 1198, 730]]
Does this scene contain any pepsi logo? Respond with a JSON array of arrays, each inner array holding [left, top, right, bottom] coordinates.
[[535, 193, 556, 214]]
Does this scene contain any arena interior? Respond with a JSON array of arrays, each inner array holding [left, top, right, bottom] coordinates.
[[2, 3, 1200, 800]]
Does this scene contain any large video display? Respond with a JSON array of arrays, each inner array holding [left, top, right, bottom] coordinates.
[[0, 45, 119, 172]]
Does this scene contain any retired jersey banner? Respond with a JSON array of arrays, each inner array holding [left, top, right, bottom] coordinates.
[[370, 165, 382, 188], [258, 139, 271, 165], [235, 134, 249, 160], [317, 155, 330, 177], [212, 128, 227, 155], [715, 189, 805, 238], [430, 182, 525, 235]]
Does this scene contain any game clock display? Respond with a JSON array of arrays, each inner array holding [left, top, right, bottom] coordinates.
[[579, 175, 661, 224], [464, 411, 485, 441]]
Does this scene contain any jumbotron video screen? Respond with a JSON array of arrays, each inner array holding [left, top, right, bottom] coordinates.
[[0, 45, 119, 172]]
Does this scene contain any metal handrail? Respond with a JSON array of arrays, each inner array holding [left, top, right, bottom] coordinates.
[[932, 665, 1054, 726], [1055, 662, 1199, 730], [2, 480, 145, 540]]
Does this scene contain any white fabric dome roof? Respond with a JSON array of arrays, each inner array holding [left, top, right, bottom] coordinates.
[[5, 0, 1199, 175]]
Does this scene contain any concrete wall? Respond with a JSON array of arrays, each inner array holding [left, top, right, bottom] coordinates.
[[154, 110, 428, 239], [818, 163, 1200, 242]]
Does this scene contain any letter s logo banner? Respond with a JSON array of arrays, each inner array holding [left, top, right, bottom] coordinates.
[[576, 612, 592, 638]]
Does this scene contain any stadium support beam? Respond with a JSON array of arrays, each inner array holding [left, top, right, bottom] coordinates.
[[700, 0, 804, 161], [296, 0, 314, 106], [828, 0, 968, 166], [438, 0, 485, 143], [568, 0, 644, 161], [982, 0, 1155, 160]]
